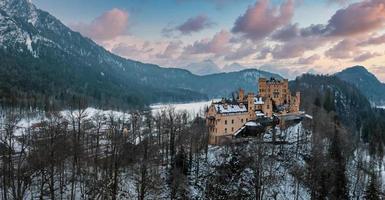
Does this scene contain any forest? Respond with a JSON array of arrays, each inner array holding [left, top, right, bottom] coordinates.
[[1, 74, 385, 199]]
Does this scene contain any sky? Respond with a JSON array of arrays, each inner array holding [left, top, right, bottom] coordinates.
[[32, 0, 385, 81]]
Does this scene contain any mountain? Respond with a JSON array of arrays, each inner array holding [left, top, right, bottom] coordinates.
[[181, 60, 222, 75], [336, 66, 385, 105], [222, 63, 248, 73], [290, 74, 372, 132], [0, 0, 282, 109]]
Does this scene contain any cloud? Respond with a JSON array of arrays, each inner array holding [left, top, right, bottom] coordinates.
[[162, 15, 214, 37], [267, 0, 385, 59], [231, 0, 294, 41], [325, 39, 359, 59], [71, 8, 129, 41], [297, 54, 321, 65], [353, 52, 381, 62], [224, 43, 256, 60], [370, 65, 385, 81], [259, 64, 310, 80], [359, 33, 385, 46], [177, 15, 214, 34], [111, 43, 152, 60], [156, 41, 183, 59], [271, 37, 325, 59], [325, 0, 385, 37], [327, 0, 352, 5], [183, 30, 231, 55], [271, 23, 300, 42], [255, 47, 271, 60]]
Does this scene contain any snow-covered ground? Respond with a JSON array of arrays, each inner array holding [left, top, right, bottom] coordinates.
[[377, 105, 385, 109], [150, 99, 216, 117]]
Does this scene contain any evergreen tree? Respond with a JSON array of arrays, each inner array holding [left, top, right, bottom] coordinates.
[[329, 125, 349, 200], [323, 89, 335, 112], [365, 173, 380, 200]]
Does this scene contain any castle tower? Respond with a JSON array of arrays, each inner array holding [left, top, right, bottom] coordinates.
[[295, 91, 301, 112], [247, 93, 256, 120], [238, 88, 244, 103], [258, 78, 267, 98]]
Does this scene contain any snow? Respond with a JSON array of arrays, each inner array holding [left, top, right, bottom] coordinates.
[[254, 97, 264, 104], [245, 121, 259, 126], [256, 110, 265, 117], [25, 35, 33, 52], [377, 105, 385, 109], [150, 100, 214, 117], [214, 104, 247, 114]]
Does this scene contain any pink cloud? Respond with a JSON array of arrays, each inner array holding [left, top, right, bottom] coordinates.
[[297, 54, 321, 65], [359, 33, 385, 46], [184, 30, 231, 55], [224, 43, 256, 60], [156, 41, 183, 59], [71, 8, 129, 41], [325, 39, 359, 59], [326, 0, 385, 36], [177, 15, 214, 34], [271, 23, 300, 42], [232, 0, 294, 41], [271, 37, 325, 59], [353, 52, 381, 62]]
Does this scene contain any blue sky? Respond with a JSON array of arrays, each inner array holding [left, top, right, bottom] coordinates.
[[33, 0, 337, 40], [32, 0, 385, 81]]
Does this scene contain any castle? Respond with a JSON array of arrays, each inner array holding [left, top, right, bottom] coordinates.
[[206, 78, 301, 144]]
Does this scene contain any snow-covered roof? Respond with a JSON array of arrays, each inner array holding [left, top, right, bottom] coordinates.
[[255, 111, 265, 117], [254, 97, 264, 105], [233, 126, 246, 137], [245, 121, 260, 127], [214, 104, 247, 114]]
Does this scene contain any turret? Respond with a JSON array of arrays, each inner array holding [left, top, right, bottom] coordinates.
[[247, 93, 256, 120], [238, 88, 244, 103], [258, 78, 267, 97]]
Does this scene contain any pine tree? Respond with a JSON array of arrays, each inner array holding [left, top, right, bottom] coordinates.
[[329, 125, 349, 200], [365, 173, 380, 200], [323, 89, 335, 112]]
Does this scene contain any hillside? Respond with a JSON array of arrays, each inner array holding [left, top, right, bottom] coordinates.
[[180, 60, 222, 75], [290, 74, 372, 132], [0, 0, 281, 109], [336, 66, 385, 105]]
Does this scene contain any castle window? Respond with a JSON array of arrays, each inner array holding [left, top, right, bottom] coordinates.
[[241, 119, 244, 123], [225, 120, 227, 125], [267, 105, 270, 109], [225, 128, 227, 133], [246, 118, 248, 121], [232, 127, 234, 132], [231, 119, 234, 124]]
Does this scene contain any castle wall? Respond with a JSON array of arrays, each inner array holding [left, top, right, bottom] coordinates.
[[207, 110, 249, 144], [206, 78, 301, 144]]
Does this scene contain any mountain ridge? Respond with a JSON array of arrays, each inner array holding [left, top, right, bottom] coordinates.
[[0, 0, 282, 109], [335, 65, 385, 105]]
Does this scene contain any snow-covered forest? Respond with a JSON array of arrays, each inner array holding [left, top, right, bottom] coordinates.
[[1, 96, 384, 200]]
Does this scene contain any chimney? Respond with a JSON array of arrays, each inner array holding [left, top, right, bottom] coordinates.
[[223, 103, 228, 109]]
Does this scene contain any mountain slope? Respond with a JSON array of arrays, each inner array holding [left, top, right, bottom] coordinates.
[[222, 63, 248, 73], [181, 60, 222, 75], [0, 0, 281, 109], [336, 66, 385, 105], [290, 74, 372, 132]]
